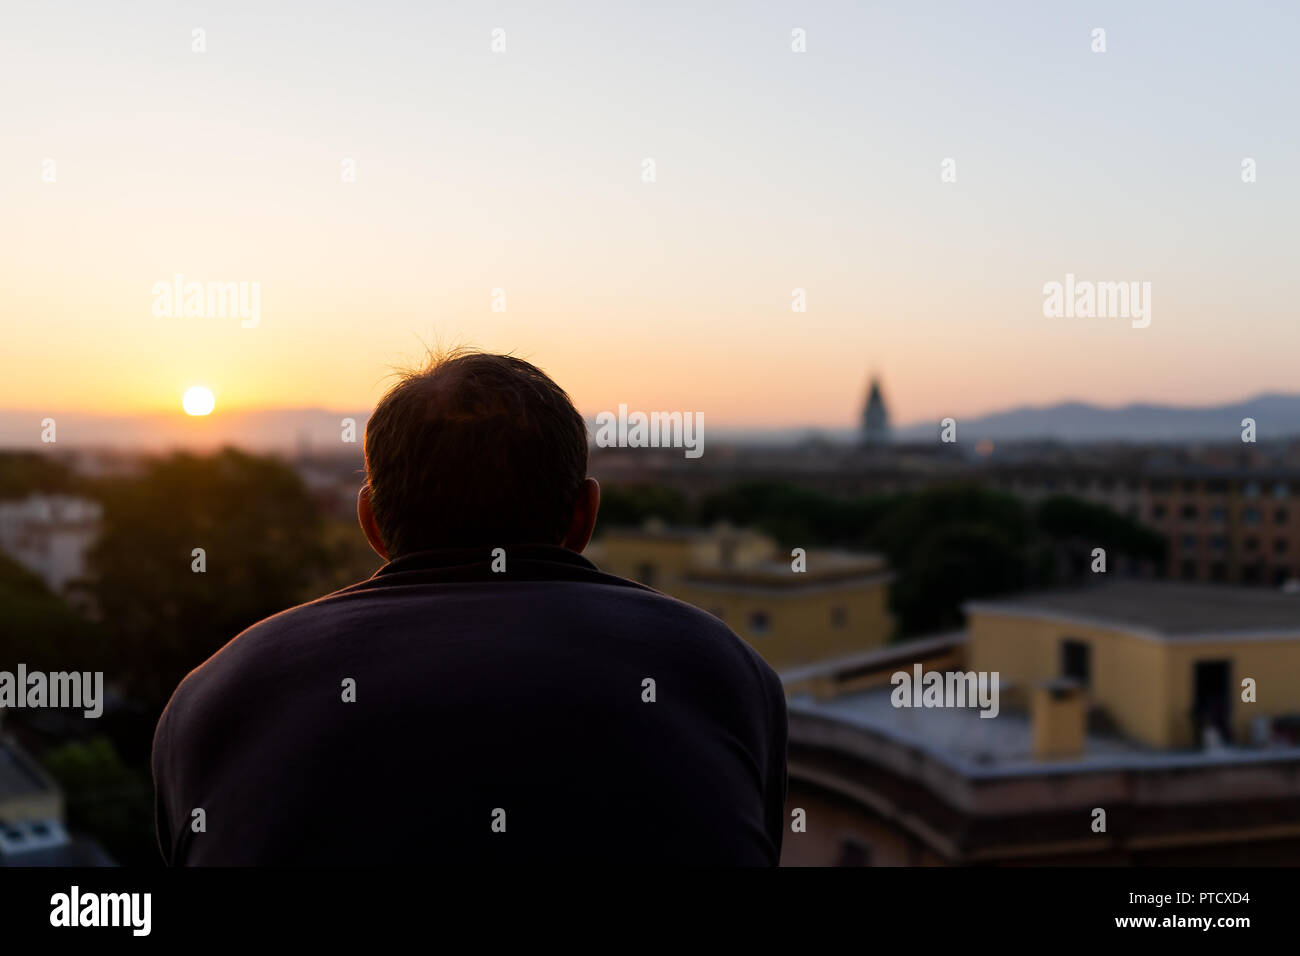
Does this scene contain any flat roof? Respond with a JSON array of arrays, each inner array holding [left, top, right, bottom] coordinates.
[[966, 581, 1300, 640], [778, 631, 966, 683], [789, 686, 1300, 777], [791, 686, 1144, 770], [684, 550, 888, 589]]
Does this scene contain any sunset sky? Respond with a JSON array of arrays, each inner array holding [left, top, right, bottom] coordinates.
[[2, 0, 1297, 429]]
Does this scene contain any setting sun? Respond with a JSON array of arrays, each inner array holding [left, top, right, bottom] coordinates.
[[182, 386, 216, 417]]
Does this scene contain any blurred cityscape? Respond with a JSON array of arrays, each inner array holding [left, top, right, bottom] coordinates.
[[3, 376, 1300, 865]]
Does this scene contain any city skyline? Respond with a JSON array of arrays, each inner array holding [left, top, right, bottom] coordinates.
[[7, 383, 1300, 450]]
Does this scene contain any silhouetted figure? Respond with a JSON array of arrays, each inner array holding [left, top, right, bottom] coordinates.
[[152, 350, 787, 865]]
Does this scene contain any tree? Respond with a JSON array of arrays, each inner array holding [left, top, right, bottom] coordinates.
[[42, 736, 155, 867], [0, 553, 102, 672], [86, 448, 330, 709], [597, 483, 690, 529], [699, 480, 893, 547], [889, 524, 1030, 634], [0, 452, 82, 499], [869, 485, 1032, 569], [1036, 495, 1167, 580]]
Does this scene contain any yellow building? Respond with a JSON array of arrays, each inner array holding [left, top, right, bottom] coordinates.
[[782, 581, 1300, 865], [965, 581, 1300, 750], [588, 521, 894, 672]]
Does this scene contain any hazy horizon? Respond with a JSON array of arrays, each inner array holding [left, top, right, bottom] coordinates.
[[7, 387, 1300, 451], [4, 383, 1299, 425]]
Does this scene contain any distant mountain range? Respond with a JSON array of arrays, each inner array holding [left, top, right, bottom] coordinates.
[[658, 393, 1300, 446], [0, 393, 1297, 450], [889, 392, 1300, 444]]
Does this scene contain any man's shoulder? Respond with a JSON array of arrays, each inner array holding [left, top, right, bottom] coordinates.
[[155, 593, 336, 730], [157, 571, 782, 732], [617, 585, 775, 664], [577, 580, 786, 713]]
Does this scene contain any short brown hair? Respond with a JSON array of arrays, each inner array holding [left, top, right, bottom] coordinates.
[[364, 350, 589, 555]]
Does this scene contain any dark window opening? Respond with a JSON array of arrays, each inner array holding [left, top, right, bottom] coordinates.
[[1193, 660, 1232, 746], [1061, 639, 1091, 688]]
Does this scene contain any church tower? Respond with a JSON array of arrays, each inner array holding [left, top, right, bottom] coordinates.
[[861, 376, 890, 445]]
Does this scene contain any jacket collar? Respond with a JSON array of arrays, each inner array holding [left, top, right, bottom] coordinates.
[[372, 543, 600, 581]]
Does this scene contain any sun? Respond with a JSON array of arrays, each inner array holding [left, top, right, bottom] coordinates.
[[182, 386, 216, 416]]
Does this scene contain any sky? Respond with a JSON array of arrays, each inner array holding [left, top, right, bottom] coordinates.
[[1, 0, 1297, 430]]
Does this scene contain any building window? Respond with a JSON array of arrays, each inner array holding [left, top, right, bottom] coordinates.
[[830, 606, 848, 629], [1209, 535, 1227, 553], [1210, 506, 1227, 523], [1275, 538, 1289, 554], [1181, 504, 1198, 521], [1244, 537, 1259, 553], [1276, 508, 1288, 525], [1180, 534, 1198, 552], [1244, 482, 1261, 499], [1061, 639, 1090, 688], [1274, 482, 1290, 500], [1210, 561, 1227, 582], [749, 610, 770, 636], [1181, 560, 1199, 580], [1244, 508, 1260, 525], [1152, 503, 1168, 520]]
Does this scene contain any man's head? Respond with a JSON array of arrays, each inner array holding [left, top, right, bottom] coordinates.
[[358, 349, 599, 560]]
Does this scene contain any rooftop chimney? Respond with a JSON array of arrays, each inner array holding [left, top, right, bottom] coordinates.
[[1031, 679, 1086, 760]]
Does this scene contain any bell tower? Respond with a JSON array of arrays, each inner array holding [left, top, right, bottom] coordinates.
[[861, 376, 890, 445]]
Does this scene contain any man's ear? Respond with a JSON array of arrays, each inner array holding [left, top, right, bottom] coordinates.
[[561, 477, 600, 554], [357, 485, 389, 560]]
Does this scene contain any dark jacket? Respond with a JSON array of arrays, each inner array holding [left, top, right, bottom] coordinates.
[[152, 544, 788, 865]]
